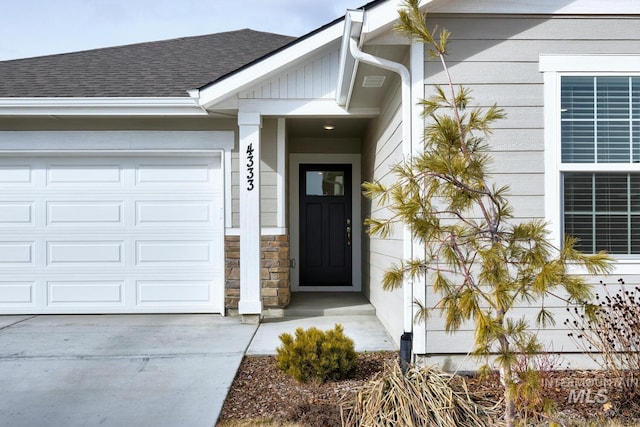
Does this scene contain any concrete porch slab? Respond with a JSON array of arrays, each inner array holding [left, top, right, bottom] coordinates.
[[247, 314, 397, 355], [247, 293, 397, 355]]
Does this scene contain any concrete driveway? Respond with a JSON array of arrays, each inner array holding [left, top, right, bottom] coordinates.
[[0, 314, 257, 427]]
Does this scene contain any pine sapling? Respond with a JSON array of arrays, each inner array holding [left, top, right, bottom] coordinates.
[[364, 1, 613, 425]]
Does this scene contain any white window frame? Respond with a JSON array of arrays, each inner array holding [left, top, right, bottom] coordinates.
[[541, 55, 640, 274]]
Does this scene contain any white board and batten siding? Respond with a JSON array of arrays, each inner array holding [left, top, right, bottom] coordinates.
[[239, 48, 340, 100], [0, 131, 232, 314]]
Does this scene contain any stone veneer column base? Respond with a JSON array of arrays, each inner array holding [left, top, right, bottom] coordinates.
[[224, 234, 290, 313]]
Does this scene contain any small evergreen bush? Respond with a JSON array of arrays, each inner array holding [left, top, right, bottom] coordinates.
[[275, 324, 357, 383]]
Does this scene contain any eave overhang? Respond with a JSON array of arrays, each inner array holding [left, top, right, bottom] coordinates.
[[0, 97, 208, 116], [336, 0, 436, 111]]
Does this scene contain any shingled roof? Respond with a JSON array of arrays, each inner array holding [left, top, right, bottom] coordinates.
[[0, 29, 296, 98]]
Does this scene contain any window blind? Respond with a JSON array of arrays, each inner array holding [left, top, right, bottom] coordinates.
[[564, 172, 640, 254], [561, 76, 640, 164]]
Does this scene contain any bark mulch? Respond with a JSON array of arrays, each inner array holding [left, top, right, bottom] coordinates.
[[217, 352, 640, 426]]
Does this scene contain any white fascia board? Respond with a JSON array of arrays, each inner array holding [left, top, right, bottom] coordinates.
[[0, 97, 207, 116], [429, 0, 640, 14], [359, 0, 437, 44], [195, 23, 345, 110], [336, 10, 364, 107]]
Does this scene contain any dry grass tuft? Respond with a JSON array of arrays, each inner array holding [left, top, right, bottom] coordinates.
[[341, 361, 500, 427]]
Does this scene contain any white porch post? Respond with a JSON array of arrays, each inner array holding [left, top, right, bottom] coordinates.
[[238, 112, 262, 322]]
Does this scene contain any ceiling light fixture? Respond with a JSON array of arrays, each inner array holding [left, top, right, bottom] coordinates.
[[323, 123, 335, 130]]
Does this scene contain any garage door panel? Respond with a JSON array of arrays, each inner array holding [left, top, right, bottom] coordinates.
[[0, 154, 224, 314], [48, 281, 124, 305], [0, 164, 32, 185], [136, 201, 214, 225], [0, 282, 34, 306], [137, 280, 212, 304], [0, 242, 34, 264], [47, 201, 123, 225], [47, 241, 124, 265], [136, 240, 215, 265], [0, 202, 34, 226], [47, 163, 123, 186], [135, 162, 213, 186]]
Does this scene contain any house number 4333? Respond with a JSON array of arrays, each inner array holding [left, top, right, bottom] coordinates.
[[246, 143, 255, 191]]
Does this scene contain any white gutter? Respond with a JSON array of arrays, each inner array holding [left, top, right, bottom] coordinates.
[[336, 10, 362, 108], [345, 10, 414, 337], [0, 97, 208, 116]]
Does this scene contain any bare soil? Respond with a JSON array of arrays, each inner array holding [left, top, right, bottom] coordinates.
[[217, 352, 640, 426]]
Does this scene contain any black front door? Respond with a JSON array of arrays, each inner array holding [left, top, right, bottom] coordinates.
[[299, 164, 352, 286]]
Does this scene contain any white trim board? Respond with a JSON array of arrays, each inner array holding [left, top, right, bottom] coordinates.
[[0, 131, 234, 152], [0, 97, 207, 116], [276, 118, 287, 228], [224, 228, 288, 236], [289, 153, 362, 293], [237, 99, 379, 117]]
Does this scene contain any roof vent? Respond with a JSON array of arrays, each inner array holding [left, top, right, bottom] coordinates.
[[362, 75, 386, 88]]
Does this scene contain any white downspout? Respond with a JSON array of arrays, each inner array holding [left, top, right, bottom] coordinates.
[[348, 38, 414, 350]]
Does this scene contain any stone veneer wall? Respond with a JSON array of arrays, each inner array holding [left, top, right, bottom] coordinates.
[[224, 235, 290, 312]]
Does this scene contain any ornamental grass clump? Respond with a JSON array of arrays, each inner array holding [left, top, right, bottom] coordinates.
[[341, 362, 499, 427], [275, 324, 357, 383]]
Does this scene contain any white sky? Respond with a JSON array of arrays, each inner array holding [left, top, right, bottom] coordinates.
[[0, 0, 367, 61]]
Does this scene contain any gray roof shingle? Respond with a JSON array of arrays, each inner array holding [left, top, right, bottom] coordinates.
[[0, 29, 296, 98]]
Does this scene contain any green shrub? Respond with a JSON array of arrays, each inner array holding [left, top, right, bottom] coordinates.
[[275, 324, 357, 383]]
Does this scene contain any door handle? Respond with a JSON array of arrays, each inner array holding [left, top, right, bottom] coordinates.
[[346, 226, 352, 246]]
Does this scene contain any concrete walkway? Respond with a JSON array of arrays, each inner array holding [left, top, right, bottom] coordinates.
[[0, 294, 395, 427]]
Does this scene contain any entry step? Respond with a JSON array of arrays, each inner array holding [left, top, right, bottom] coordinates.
[[283, 292, 376, 317]]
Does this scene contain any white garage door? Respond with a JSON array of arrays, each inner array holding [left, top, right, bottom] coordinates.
[[0, 155, 225, 314]]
